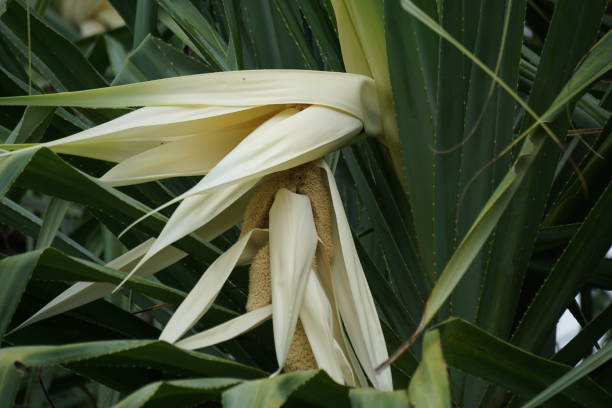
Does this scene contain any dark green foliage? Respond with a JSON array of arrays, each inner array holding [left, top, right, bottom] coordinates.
[[0, 0, 609, 407]]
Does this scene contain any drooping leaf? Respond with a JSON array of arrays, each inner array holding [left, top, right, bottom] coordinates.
[[436, 318, 612, 407], [160, 229, 268, 343], [522, 342, 612, 408], [177, 306, 272, 351], [0, 339, 265, 407], [555, 303, 612, 366]]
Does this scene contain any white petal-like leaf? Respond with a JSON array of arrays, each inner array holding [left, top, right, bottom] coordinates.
[[99, 124, 251, 186], [122, 177, 261, 286], [312, 254, 368, 387], [269, 189, 318, 370], [175, 305, 273, 350], [160, 229, 269, 343], [47, 106, 262, 162], [186, 106, 362, 196], [0, 70, 381, 135], [124, 106, 350, 277], [300, 271, 352, 385], [320, 162, 393, 391]]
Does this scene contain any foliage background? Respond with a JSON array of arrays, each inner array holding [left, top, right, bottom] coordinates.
[[0, 0, 610, 407]]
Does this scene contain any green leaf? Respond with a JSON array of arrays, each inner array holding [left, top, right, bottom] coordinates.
[[4, 248, 186, 304], [546, 120, 612, 226], [239, 0, 282, 69], [222, 370, 349, 408], [512, 180, 612, 352], [298, 1, 343, 71], [0, 252, 35, 339], [354, 236, 416, 339], [0, 339, 265, 407], [446, 0, 524, 337], [543, 30, 612, 121], [239, 0, 310, 69], [408, 330, 451, 408], [384, 0, 439, 278], [0, 1, 125, 125], [533, 224, 580, 253], [478, 0, 609, 341], [4, 106, 54, 144], [522, 342, 612, 408], [0, 148, 37, 197], [104, 34, 128, 77], [114, 377, 242, 408], [530, 253, 612, 291], [112, 35, 209, 86], [0, 67, 92, 131], [380, 321, 418, 386], [157, 0, 228, 70], [349, 388, 410, 408], [35, 198, 70, 249], [0, 197, 99, 261], [271, 0, 318, 69], [436, 318, 612, 407], [343, 144, 425, 322], [133, 0, 157, 49], [222, 0, 242, 70], [555, 303, 612, 366], [0, 0, 107, 92]]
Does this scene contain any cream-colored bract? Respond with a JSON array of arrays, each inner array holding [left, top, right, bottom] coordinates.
[[175, 305, 274, 351], [268, 189, 319, 373], [159, 229, 269, 343], [3, 70, 391, 389], [321, 162, 392, 390], [0, 70, 380, 134]]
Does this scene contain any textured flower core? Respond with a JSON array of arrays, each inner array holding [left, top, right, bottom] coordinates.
[[241, 162, 333, 371]]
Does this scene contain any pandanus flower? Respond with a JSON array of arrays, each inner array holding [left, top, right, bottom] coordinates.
[[0, 70, 391, 390]]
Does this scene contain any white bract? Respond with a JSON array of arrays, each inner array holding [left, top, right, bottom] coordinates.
[[1, 70, 391, 390]]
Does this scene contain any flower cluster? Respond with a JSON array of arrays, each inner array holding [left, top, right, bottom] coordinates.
[[1, 70, 391, 389]]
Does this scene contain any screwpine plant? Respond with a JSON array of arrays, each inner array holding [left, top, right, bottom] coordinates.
[[0, 0, 611, 407]]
